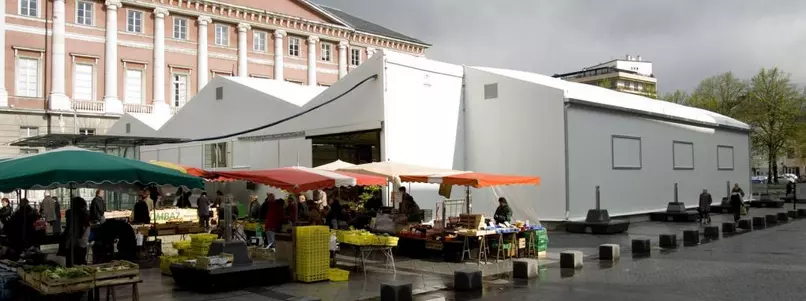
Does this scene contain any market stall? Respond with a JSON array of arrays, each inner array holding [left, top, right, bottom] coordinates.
[[0, 147, 204, 299]]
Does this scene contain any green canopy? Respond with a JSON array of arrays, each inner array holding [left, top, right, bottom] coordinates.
[[0, 146, 204, 192]]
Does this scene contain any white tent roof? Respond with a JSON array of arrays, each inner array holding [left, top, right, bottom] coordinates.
[[224, 77, 327, 107], [471, 67, 750, 130], [106, 113, 170, 136], [315, 159, 355, 171]]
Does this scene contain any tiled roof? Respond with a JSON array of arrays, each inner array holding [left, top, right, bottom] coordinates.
[[317, 5, 429, 46]]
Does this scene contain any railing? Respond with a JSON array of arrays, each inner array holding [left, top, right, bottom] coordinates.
[[123, 103, 154, 114], [71, 100, 105, 113]]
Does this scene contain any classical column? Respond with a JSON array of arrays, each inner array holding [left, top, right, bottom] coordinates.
[[197, 16, 211, 92], [0, 0, 8, 106], [103, 0, 123, 114], [273, 30, 286, 81], [338, 40, 348, 78], [307, 36, 318, 86], [237, 23, 250, 78], [152, 8, 169, 115], [367, 47, 377, 59], [49, 0, 70, 110]]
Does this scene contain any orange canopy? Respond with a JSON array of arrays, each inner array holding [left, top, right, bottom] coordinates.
[[400, 172, 541, 188]]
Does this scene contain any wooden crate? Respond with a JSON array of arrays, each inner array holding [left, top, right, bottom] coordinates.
[[458, 214, 485, 229], [37, 281, 94, 295], [87, 261, 140, 280], [518, 238, 526, 249]]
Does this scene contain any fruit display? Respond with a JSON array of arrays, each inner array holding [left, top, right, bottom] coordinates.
[[338, 230, 399, 246]]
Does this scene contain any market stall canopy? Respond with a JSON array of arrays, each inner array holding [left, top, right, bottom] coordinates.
[[337, 161, 464, 184], [148, 161, 218, 179], [210, 166, 387, 193], [400, 172, 541, 188], [0, 147, 205, 192], [314, 159, 355, 171]]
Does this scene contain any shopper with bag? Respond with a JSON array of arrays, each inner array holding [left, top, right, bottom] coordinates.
[[730, 183, 745, 222]]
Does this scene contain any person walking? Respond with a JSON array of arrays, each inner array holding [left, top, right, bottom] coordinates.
[[730, 183, 745, 222], [698, 189, 713, 224]]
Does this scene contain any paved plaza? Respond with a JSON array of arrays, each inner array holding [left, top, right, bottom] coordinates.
[[93, 207, 801, 301]]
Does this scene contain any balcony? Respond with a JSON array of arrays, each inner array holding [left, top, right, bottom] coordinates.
[[124, 103, 154, 114], [71, 100, 105, 113]]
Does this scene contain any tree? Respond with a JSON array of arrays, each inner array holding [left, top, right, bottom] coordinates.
[[742, 68, 806, 184], [598, 78, 613, 89], [686, 72, 748, 118], [661, 89, 690, 104]]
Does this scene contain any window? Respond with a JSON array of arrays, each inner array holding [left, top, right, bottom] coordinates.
[[484, 83, 498, 99], [253, 31, 267, 52], [127, 10, 143, 33], [73, 64, 93, 100], [172, 73, 188, 107], [15, 57, 39, 97], [350, 48, 361, 66], [672, 141, 694, 170], [124, 69, 143, 104], [611, 135, 642, 170], [288, 37, 300, 57], [19, 148, 39, 155], [173, 17, 188, 40], [320, 43, 332, 62], [76, 1, 93, 25], [20, 0, 38, 17], [79, 128, 96, 135], [204, 142, 229, 168], [717, 145, 734, 170], [214, 24, 229, 46], [19, 126, 38, 138]]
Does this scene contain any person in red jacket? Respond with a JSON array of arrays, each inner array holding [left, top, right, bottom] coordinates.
[[263, 194, 284, 250]]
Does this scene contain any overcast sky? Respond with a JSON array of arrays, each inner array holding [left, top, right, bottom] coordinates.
[[314, 0, 806, 94]]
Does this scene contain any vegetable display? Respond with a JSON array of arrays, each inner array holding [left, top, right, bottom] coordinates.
[[42, 267, 90, 280]]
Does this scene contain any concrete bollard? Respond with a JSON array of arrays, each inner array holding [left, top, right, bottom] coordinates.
[[512, 259, 540, 279], [788, 210, 798, 218], [737, 219, 752, 230], [683, 230, 700, 245], [703, 226, 720, 239], [777, 212, 789, 222], [631, 239, 651, 255], [798, 209, 806, 217], [765, 214, 778, 225], [381, 281, 413, 301], [659, 234, 677, 249], [453, 269, 482, 291], [598, 244, 620, 261], [722, 222, 736, 233], [560, 250, 584, 269], [752, 216, 766, 229]]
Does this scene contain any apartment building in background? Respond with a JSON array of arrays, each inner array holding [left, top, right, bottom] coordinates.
[[0, 0, 429, 157], [553, 54, 657, 98]]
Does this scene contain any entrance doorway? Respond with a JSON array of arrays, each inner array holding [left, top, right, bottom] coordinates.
[[310, 130, 381, 167]]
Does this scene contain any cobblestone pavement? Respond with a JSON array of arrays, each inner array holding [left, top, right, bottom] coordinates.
[[422, 208, 806, 301]]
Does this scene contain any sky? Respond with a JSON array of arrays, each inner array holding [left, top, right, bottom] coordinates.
[[313, 0, 806, 94]]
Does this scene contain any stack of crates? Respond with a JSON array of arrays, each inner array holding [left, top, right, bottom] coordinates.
[[295, 226, 330, 282], [188, 233, 218, 258]]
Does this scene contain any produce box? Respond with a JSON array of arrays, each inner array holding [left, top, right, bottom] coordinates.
[[85, 261, 139, 280], [196, 253, 234, 270]]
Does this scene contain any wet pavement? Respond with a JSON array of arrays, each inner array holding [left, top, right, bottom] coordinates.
[[81, 207, 801, 300]]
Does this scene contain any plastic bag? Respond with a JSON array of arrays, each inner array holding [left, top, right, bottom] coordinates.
[[740, 205, 748, 216]]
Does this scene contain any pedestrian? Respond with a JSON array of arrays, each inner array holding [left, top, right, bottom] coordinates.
[[131, 190, 151, 225], [197, 192, 211, 229], [494, 197, 513, 224], [698, 189, 712, 224], [730, 183, 745, 222], [0, 198, 11, 231], [39, 194, 59, 234], [61, 197, 90, 267], [248, 195, 261, 219], [264, 194, 283, 250], [89, 190, 106, 224]]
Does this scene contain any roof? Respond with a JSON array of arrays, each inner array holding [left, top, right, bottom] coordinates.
[[8, 133, 189, 148], [128, 112, 171, 131], [222, 77, 327, 107], [471, 67, 750, 131], [316, 5, 429, 46]]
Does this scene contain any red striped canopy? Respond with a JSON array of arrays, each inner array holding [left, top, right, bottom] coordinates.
[[210, 166, 387, 193], [400, 172, 541, 188]]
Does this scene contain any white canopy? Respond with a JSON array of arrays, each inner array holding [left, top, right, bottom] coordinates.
[[314, 160, 356, 171], [338, 161, 465, 184]]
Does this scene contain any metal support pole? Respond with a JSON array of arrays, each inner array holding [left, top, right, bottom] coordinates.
[[595, 186, 601, 210], [794, 183, 798, 211], [726, 181, 730, 200], [465, 187, 471, 214], [674, 183, 679, 203]]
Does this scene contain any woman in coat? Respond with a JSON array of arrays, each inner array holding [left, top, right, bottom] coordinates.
[[730, 183, 745, 222]]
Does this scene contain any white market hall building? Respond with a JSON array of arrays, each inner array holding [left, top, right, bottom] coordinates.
[[108, 50, 751, 222]]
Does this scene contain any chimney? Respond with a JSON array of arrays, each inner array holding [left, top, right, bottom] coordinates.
[[637, 55, 642, 61], [625, 54, 631, 60]]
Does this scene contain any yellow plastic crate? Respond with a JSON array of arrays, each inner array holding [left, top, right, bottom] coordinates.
[[327, 268, 349, 282]]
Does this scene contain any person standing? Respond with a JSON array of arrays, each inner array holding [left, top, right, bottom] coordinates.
[[698, 189, 713, 224], [131, 191, 151, 225], [264, 194, 283, 250], [197, 192, 211, 230], [248, 195, 261, 219], [0, 198, 11, 231], [62, 197, 90, 267], [730, 183, 745, 222], [493, 197, 513, 224], [39, 194, 58, 234], [89, 190, 106, 224], [8, 199, 40, 253]]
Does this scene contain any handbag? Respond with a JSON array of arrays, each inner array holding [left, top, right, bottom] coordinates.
[[740, 205, 748, 216]]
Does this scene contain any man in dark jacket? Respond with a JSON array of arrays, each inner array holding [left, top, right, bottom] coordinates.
[[698, 189, 712, 224], [90, 190, 106, 224]]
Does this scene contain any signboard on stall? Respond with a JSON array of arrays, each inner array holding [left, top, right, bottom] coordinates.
[[104, 208, 201, 224]]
